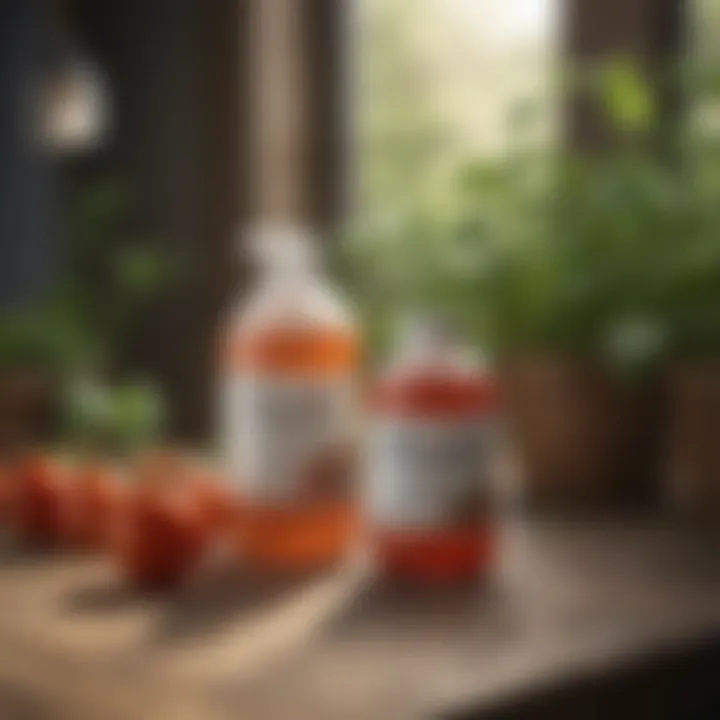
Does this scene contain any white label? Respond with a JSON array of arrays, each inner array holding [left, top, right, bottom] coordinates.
[[223, 374, 356, 505], [367, 417, 490, 529]]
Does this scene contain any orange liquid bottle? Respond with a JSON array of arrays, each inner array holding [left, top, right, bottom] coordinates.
[[367, 317, 497, 584], [222, 225, 360, 571]]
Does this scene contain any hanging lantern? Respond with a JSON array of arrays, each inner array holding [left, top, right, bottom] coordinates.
[[39, 2, 111, 155]]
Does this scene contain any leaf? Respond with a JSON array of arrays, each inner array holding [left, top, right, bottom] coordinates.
[[599, 58, 656, 135], [61, 376, 115, 450], [113, 244, 167, 301], [110, 381, 165, 453]]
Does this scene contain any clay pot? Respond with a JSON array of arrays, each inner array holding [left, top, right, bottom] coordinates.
[[499, 356, 662, 512], [664, 361, 720, 520]]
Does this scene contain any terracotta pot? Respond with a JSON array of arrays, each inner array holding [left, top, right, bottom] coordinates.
[[499, 356, 662, 512], [0, 367, 54, 455], [664, 361, 720, 520]]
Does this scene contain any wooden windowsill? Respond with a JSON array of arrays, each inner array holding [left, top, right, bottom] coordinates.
[[0, 520, 718, 719]]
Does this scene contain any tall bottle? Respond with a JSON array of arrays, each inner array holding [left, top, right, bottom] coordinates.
[[367, 316, 497, 584], [221, 225, 360, 571]]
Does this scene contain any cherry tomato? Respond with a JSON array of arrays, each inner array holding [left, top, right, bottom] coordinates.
[[0, 465, 14, 522], [67, 463, 125, 550], [135, 449, 186, 486], [192, 469, 236, 535], [111, 478, 209, 590], [13, 455, 70, 547]]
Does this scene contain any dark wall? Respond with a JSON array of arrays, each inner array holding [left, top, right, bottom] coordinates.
[[0, 0, 54, 306], [72, 0, 345, 439], [564, 0, 687, 152], [1, 0, 346, 439], [72, 0, 248, 440], [302, 0, 353, 232]]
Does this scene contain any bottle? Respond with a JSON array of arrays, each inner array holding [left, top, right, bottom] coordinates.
[[367, 316, 497, 584], [221, 225, 360, 571]]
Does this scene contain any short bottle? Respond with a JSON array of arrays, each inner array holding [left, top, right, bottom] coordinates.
[[221, 225, 360, 571], [367, 316, 497, 584]]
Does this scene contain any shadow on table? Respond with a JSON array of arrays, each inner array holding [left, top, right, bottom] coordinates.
[[0, 536, 72, 569], [0, 679, 59, 720], [449, 635, 720, 720], [62, 560, 323, 643], [150, 565, 331, 645], [66, 581, 151, 613], [326, 573, 523, 646]]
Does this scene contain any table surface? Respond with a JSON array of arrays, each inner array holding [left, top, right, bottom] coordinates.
[[0, 520, 718, 720]]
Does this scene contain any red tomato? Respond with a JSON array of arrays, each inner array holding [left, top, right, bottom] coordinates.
[[67, 464, 125, 550], [135, 449, 186, 486], [0, 465, 14, 522], [111, 481, 209, 590], [192, 470, 236, 534], [13, 455, 70, 546]]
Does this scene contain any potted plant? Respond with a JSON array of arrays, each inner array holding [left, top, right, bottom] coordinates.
[[657, 129, 720, 519], [344, 62, 679, 512], [0, 299, 86, 453], [456, 150, 681, 511], [0, 178, 167, 455]]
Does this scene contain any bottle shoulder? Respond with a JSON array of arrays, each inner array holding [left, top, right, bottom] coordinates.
[[372, 359, 497, 417], [226, 277, 355, 336]]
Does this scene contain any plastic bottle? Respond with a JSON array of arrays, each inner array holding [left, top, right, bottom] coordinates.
[[367, 316, 497, 584], [221, 225, 360, 571]]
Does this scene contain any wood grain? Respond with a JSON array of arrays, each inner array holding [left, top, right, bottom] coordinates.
[[0, 521, 718, 719]]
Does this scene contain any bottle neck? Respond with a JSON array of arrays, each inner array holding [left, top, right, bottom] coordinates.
[[264, 250, 317, 287], [248, 224, 320, 284]]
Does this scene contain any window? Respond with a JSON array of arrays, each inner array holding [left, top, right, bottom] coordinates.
[[358, 0, 558, 220]]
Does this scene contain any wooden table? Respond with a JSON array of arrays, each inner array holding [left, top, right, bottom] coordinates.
[[0, 520, 718, 720]]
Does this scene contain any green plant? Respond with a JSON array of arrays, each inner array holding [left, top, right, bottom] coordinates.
[[56, 178, 168, 368], [345, 59, 720, 373], [0, 178, 168, 374], [0, 178, 170, 450], [62, 376, 165, 456]]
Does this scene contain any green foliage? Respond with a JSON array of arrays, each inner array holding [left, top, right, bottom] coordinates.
[[599, 58, 657, 136], [111, 382, 165, 453], [62, 376, 165, 456], [62, 376, 115, 451], [58, 179, 168, 367], [343, 210, 458, 357], [0, 178, 168, 374], [358, 0, 470, 226], [346, 57, 720, 373], [0, 178, 171, 451]]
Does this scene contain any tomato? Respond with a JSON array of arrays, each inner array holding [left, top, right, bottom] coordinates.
[[135, 449, 184, 485], [192, 470, 236, 535], [141, 453, 237, 543], [13, 455, 70, 547], [111, 479, 209, 590], [0, 465, 14, 523], [67, 464, 124, 550]]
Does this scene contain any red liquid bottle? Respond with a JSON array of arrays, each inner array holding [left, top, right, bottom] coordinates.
[[367, 317, 497, 584]]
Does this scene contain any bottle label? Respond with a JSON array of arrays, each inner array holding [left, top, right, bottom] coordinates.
[[367, 417, 491, 530], [223, 374, 356, 505]]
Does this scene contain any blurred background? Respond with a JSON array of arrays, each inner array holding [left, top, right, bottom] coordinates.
[[2, 0, 720, 507], [3, 2, 720, 719]]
